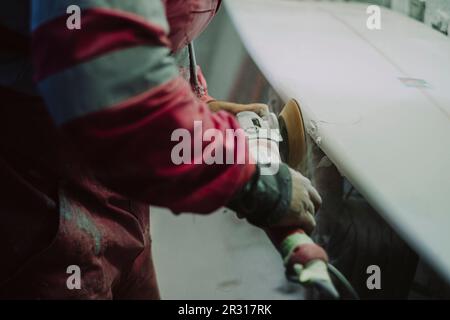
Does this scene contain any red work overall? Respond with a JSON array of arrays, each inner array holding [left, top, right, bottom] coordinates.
[[0, 0, 253, 299]]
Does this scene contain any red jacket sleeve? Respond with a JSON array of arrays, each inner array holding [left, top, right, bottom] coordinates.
[[31, 1, 255, 214]]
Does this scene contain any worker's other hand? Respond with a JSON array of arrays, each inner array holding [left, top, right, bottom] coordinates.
[[281, 232, 339, 299], [208, 100, 269, 117], [274, 168, 321, 233]]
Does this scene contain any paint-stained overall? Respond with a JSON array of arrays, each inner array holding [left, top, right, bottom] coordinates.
[[0, 0, 254, 299]]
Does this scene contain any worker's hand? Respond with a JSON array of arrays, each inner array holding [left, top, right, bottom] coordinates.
[[281, 232, 339, 299], [228, 164, 321, 232], [273, 168, 321, 234], [208, 100, 269, 117]]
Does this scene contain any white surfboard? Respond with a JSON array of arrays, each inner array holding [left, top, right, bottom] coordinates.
[[225, 0, 450, 281]]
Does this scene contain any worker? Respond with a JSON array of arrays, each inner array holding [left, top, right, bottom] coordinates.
[[0, 0, 321, 299]]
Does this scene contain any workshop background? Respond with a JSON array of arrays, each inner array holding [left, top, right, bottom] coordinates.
[[151, 0, 450, 299]]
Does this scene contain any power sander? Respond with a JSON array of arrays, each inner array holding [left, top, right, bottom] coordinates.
[[237, 99, 356, 299]]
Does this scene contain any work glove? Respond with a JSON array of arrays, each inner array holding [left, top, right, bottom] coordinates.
[[208, 100, 269, 117], [227, 163, 320, 231], [272, 168, 321, 232], [279, 230, 339, 299]]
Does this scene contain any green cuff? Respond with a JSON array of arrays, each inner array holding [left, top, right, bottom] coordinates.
[[227, 163, 292, 227]]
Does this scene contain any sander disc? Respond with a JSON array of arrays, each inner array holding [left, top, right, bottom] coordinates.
[[278, 99, 307, 169]]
